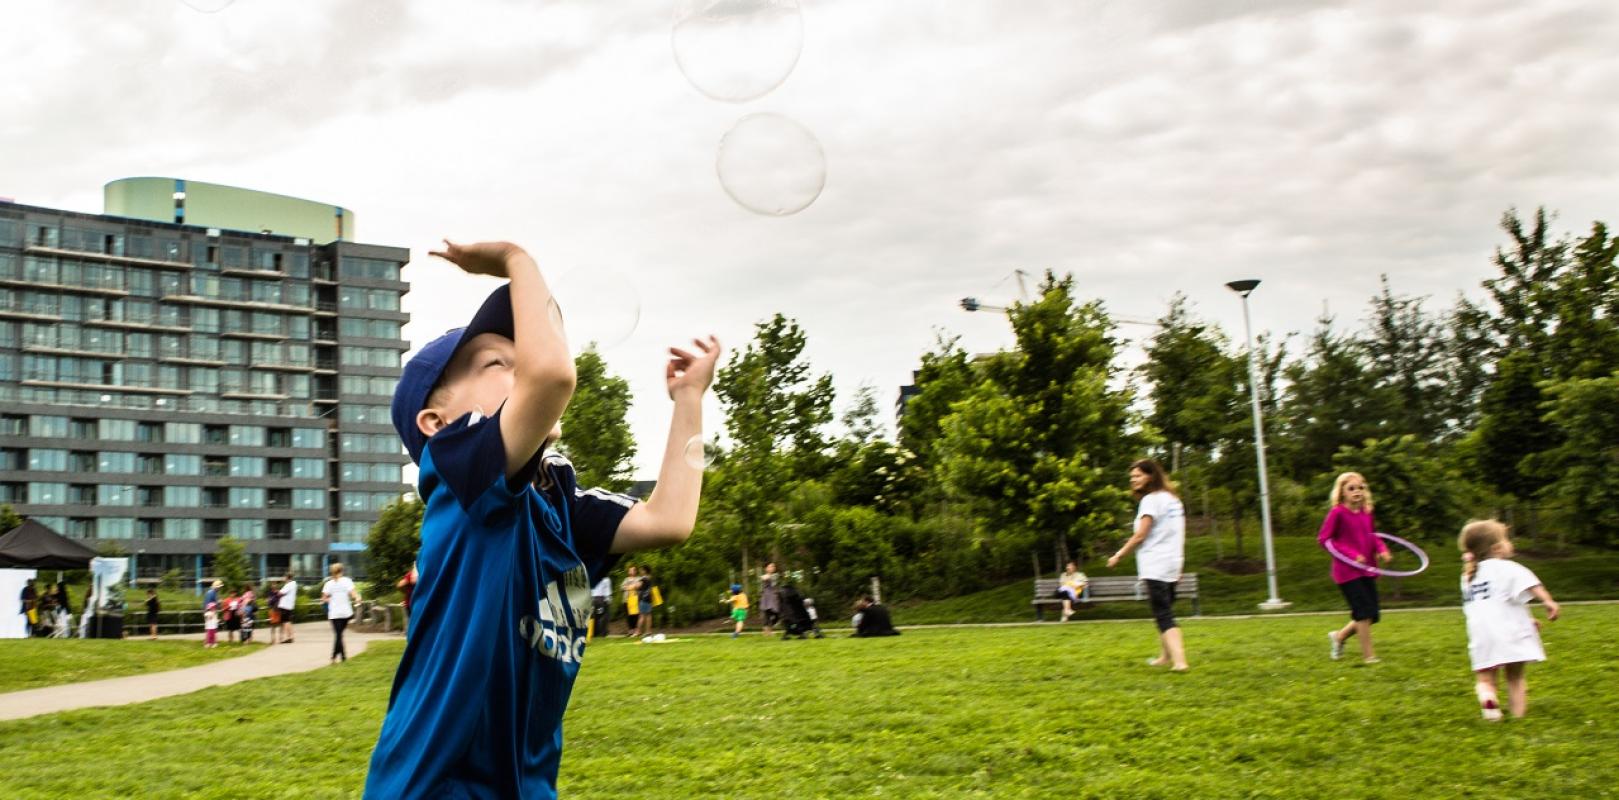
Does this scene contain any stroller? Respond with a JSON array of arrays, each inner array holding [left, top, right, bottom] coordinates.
[[777, 584, 823, 639]]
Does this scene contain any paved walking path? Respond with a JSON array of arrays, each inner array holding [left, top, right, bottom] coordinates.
[[0, 621, 396, 722]]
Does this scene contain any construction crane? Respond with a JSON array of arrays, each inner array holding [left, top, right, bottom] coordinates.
[[959, 269, 1159, 328]]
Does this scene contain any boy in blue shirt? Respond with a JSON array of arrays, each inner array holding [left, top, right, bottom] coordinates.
[[365, 240, 720, 799]]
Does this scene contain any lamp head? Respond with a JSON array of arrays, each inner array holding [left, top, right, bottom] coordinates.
[[1225, 279, 1261, 297]]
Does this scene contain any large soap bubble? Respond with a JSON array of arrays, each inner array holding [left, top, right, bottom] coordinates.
[[716, 112, 826, 216], [672, 0, 804, 103], [549, 268, 642, 356]]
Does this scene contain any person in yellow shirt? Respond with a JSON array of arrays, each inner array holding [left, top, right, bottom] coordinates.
[[726, 583, 749, 639]]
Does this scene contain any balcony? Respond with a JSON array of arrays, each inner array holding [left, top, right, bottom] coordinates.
[[23, 245, 193, 272]]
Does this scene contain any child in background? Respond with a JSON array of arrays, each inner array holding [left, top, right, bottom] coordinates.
[[203, 602, 219, 649], [1458, 520, 1560, 721], [726, 583, 749, 638], [146, 589, 161, 640]]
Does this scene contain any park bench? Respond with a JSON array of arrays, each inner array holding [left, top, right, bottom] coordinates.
[[1032, 574, 1201, 620]]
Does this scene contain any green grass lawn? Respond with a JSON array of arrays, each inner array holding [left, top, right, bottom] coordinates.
[[2, 605, 1617, 798], [0, 639, 261, 694], [891, 533, 1619, 625]]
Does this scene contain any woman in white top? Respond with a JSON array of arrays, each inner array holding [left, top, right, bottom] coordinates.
[[1107, 458, 1188, 672], [1458, 520, 1559, 720], [321, 563, 361, 663]]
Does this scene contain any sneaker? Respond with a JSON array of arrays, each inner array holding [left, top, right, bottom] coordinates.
[[1480, 700, 1503, 722], [1362, 657, 1381, 665], [1328, 631, 1344, 661]]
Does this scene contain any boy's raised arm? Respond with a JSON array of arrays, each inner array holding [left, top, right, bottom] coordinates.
[[430, 240, 575, 478], [612, 336, 721, 552]]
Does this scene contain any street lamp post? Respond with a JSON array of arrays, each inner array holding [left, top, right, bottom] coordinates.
[[1225, 280, 1289, 611]]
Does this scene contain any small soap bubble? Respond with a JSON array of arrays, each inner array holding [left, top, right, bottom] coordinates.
[[549, 268, 641, 356], [716, 112, 826, 216], [672, 0, 803, 103], [682, 435, 720, 470]]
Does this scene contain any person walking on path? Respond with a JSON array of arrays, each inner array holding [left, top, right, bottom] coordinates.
[[1321, 472, 1391, 664], [267, 581, 284, 643], [322, 563, 360, 663], [1459, 520, 1560, 720], [1107, 458, 1189, 672], [759, 562, 782, 636], [277, 572, 298, 643]]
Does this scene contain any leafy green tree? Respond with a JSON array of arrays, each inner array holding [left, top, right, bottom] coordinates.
[[212, 537, 252, 592], [366, 495, 425, 595], [557, 348, 636, 493], [841, 383, 884, 445], [1276, 315, 1383, 480], [1481, 207, 1569, 353], [1475, 350, 1557, 502], [1364, 276, 1447, 440], [1437, 296, 1495, 435], [0, 503, 22, 534], [897, 333, 975, 475], [933, 272, 1136, 569], [1531, 373, 1619, 545], [709, 314, 836, 567], [1140, 294, 1240, 461], [1543, 223, 1619, 381]]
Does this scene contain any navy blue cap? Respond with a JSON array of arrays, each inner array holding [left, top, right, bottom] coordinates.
[[391, 283, 515, 464]]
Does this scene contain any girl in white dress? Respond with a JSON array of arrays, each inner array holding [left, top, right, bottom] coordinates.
[[1458, 520, 1560, 721]]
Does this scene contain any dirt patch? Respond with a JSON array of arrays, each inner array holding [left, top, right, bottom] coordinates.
[[1207, 557, 1266, 575]]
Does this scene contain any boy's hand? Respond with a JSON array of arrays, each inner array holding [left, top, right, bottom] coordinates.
[[1543, 600, 1560, 621], [666, 335, 722, 400], [429, 239, 523, 278]]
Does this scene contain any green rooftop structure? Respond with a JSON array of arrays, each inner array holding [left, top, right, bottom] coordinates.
[[105, 177, 356, 244]]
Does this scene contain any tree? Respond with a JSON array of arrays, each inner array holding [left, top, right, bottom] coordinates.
[[1364, 276, 1447, 440], [1276, 315, 1383, 480], [897, 332, 975, 476], [1436, 296, 1494, 435], [840, 383, 884, 445], [0, 503, 21, 534], [1474, 350, 1557, 503], [213, 537, 252, 592], [709, 314, 836, 568], [1140, 294, 1240, 461], [557, 348, 636, 493], [933, 272, 1137, 569], [366, 495, 425, 595], [1531, 373, 1619, 545]]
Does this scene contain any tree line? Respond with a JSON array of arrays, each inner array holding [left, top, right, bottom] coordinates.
[[369, 207, 1619, 622]]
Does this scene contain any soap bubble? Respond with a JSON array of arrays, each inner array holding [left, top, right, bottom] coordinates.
[[716, 112, 826, 216], [549, 268, 641, 356], [672, 0, 803, 103], [682, 435, 720, 470]]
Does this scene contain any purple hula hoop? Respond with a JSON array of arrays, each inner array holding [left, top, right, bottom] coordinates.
[[1324, 532, 1430, 578]]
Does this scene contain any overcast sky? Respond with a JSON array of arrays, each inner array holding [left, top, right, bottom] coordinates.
[[4, 0, 1617, 478]]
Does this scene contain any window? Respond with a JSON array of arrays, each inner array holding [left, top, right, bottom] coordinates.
[[137, 486, 163, 507], [229, 425, 266, 447], [27, 448, 68, 471], [96, 518, 135, 539], [135, 421, 164, 443], [28, 482, 67, 504], [98, 452, 137, 473], [192, 308, 220, 333], [229, 487, 265, 508], [163, 486, 201, 507], [98, 419, 136, 441], [340, 256, 402, 282], [165, 422, 201, 444], [229, 519, 265, 540], [291, 458, 325, 479], [164, 454, 202, 476], [163, 519, 201, 540], [97, 484, 137, 506], [229, 457, 266, 477], [291, 428, 323, 449], [68, 484, 96, 505], [292, 520, 325, 540], [30, 415, 69, 438], [292, 489, 326, 510], [337, 521, 370, 544], [339, 404, 389, 424]]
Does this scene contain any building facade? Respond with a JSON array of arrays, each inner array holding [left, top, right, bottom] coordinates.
[[0, 192, 409, 585]]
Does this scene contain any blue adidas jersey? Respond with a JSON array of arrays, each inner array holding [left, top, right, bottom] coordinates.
[[364, 408, 632, 799]]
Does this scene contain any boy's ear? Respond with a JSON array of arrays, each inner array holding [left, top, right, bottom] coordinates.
[[417, 408, 450, 438]]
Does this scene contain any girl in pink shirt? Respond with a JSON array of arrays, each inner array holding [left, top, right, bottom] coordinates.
[[1321, 472, 1390, 664]]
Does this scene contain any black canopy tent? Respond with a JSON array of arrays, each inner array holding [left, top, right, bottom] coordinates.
[[0, 519, 97, 570]]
